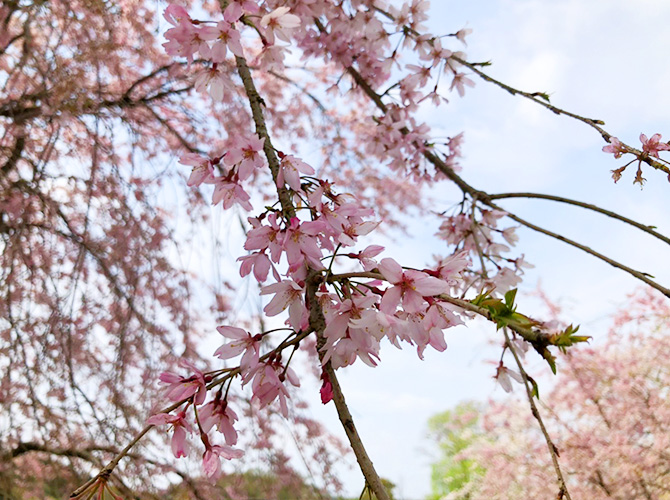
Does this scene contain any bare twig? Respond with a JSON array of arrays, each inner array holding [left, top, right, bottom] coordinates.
[[488, 192, 670, 246], [503, 328, 572, 500]]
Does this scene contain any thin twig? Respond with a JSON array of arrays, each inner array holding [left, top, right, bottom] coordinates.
[[489, 192, 670, 246], [503, 328, 572, 500], [500, 209, 670, 298], [71, 329, 312, 497], [452, 56, 670, 177]]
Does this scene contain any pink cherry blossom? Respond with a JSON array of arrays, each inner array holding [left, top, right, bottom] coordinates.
[[202, 444, 244, 480], [495, 364, 523, 393], [194, 65, 228, 101], [450, 72, 475, 97], [250, 361, 300, 417], [199, 21, 244, 62], [319, 369, 333, 404], [602, 137, 626, 159], [455, 28, 473, 45], [199, 400, 239, 445], [146, 411, 192, 458], [158, 359, 207, 405], [260, 7, 301, 45], [225, 135, 266, 180], [238, 251, 273, 282], [211, 179, 253, 210], [283, 218, 327, 270], [163, 4, 190, 26], [244, 214, 284, 263], [277, 154, 314, 191], [214, 326, 260, 375], [321, 293, 382, 368], [357, 244, 385, 271], [179, 153, 214, 187], [378, 258, 450, 314], [260, 280, 307, 330], [640, 133, 670, 158]]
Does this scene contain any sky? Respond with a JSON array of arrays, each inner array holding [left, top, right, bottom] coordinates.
[[290, 1, 670, 498]]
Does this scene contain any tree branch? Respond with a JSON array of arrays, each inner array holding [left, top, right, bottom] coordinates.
[[488, 191, 670, 246], [503, 328, 572, 500], [314, 18, 670, 298]]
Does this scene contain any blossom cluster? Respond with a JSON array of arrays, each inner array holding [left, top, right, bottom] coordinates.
[[149, 0, 540, 481], [437, 208, 532, 293], [603, 133, 670, 184], [163, 2, 301, 100], [151, 132, 476, 475]]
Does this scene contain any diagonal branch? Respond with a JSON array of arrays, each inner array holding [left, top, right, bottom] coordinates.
[[451, 56, 670, 178], [230, 10, 390, 499], [314, 18, 670, 298], [488, 191, 670, 246], [503, 328, 572, 500]]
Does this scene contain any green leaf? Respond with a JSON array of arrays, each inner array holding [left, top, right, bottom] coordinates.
[[504, 289, 517, 309], [542, 348, 557, 375], [527, 375, 540, 399]]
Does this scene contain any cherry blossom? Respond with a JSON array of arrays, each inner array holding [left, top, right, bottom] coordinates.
[[158, 359, 208, 405], [146, 411, 192, 458], [602, 137, 626, 159], [640, 132, 670, 158], [199, 21, 245, 61], [199, 400, 240, 445], [194, 65, 229, 101], [277, 154, 315, 191], [494, 364, 523, 393], [260, 7, 301, 45], [261, 280, 307, 330], [202, 443, 244, 480], [214, 326, 261, 375], [378, 258, 450, 314]]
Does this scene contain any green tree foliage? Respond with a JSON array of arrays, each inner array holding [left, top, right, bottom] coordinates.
[[426, 402, 485, 500]]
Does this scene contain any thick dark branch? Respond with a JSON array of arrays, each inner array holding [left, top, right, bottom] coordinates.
[[233, 53, 296, 219], [306, 275, 391, 500], [1, 133, 25, 175]]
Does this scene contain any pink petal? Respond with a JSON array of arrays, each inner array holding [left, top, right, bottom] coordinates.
[[378, 258, 403, 283]]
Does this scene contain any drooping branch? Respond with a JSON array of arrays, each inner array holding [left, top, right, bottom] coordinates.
[[70, 328, 313, 497], [230, 13, 391, 496], [371, 5, 670, 178], [503, 328, 573, 500], [313, 18, 670, 298], [451, 56, 670, 177], [488, 192, 670, 246]]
